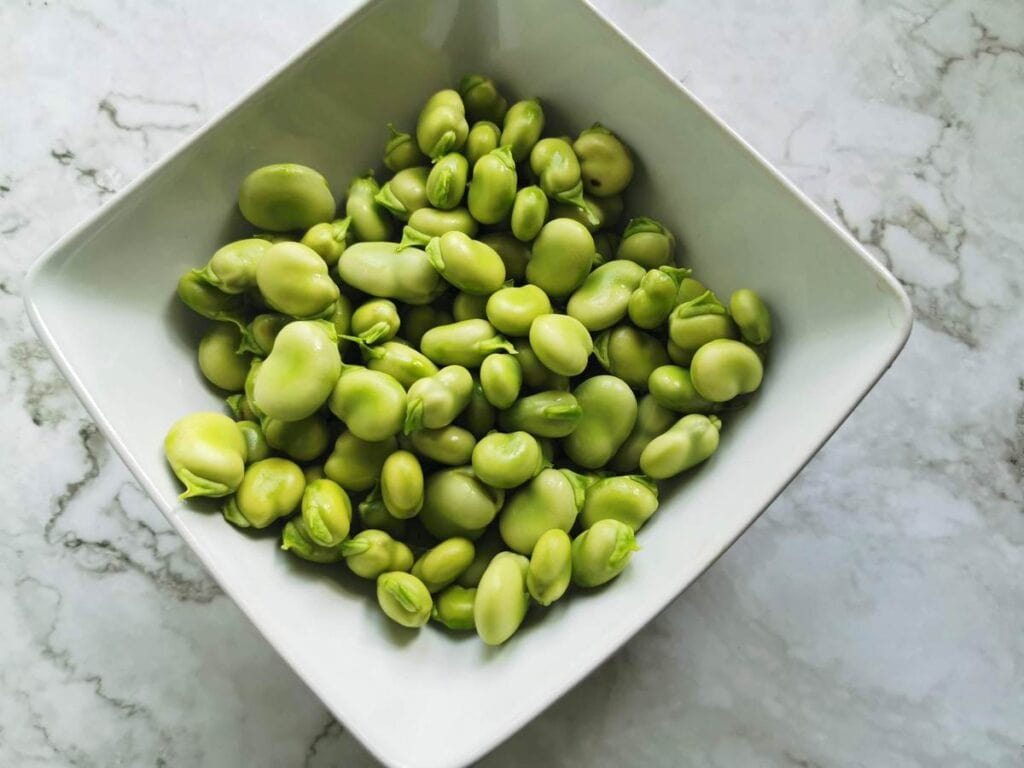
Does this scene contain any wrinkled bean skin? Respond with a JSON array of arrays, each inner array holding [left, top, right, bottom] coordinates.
[[198, 323, 252, 391], [571, 519, 638, 587], [593, 325, 670, 390], [383, 123, 428, 172], [616, 217, 676, 269], [198, 238, 270, 294], [510, 185, 548, 242], [528, 314, 593, 377], [338, 242, 445, 305], [500, 99, 545, 162], [324, 431, 397, 492], [689, 339, 764, 402], [432, 585, 477, 630], [471, 430, 544, 489], [300, 218, 351, 267], [347, 174, 394, 242], [426, 152, 469, 210], [609, 394, 676, 472], [329, 366, 407, 441], [468, 146, 518, 225], [498, 390, 581, 438], [375, 166, 430, 220], [238, 163, 336, 232], [459, 74, 509, 124], [486, 285, 552, 338], [527, 219, 596, 299], [498, 468, 590, 554], [380, 450, 424, 520], [573, 124, 634, 197], [567, 260, 646, 332], [416, 89, 469, 160], [729, 289, 772, 345], [426, 231, 506, 295], [255, 241, 339, 319], [411, 537, 476, 593], [648, 365, 717, 413], [377, 571, 434, 628], [165, 412, 247, 499], [667, 291, 739, 353], [563, 375, 638, 469], [419, 466, 504, 540], [252, 320, 341, 422], [404, 365, 474, 433], [579, 475, 659, 531], [222, 458, 305, 529], [475, 552, 530, 645], [526, 528, 572, 607], [639, 414, 722, 479]]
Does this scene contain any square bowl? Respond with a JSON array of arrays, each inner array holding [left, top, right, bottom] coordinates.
[[24, 1, 912, 766]]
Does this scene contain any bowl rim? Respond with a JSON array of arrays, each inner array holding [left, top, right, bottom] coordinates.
[[22, 0, 913, 766]]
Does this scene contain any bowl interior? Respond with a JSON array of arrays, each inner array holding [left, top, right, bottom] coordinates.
[[25, 1, 910, 766]]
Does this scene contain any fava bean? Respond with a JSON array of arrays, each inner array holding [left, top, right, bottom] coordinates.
[[573, 124, 634, 197], [471, 430, 544, 489], [236, 419, 270, 464], [407, 424, 476, 465], [453, 291, 489, 322], [648, 365, 717, 413], [380, 450, 424, 520], [616, 217, 675, 269], [419, 466, 504, 539], [281, 518, 344, 563], [426, 232, 506, 294], [689, 338, 764, 402], [593, 325, 670, 390], [526, 218, 595, 299], [342, 530, 413, 579], [363, 341, 439, 387], [526, 528, 572, 606], [510, 185, 548, 241], [374, 166, 430, 220], [347, 299, 401, 345], [404, 365, 474, 432], [223, 458, 305, 529], [329, 366, 406, 441], [338, 242, 445, 305], [639, 414, 722, 479], [500, 99, 545, 162], [198, 323, 252, 391], [377, 572, 433, 627], [165, 412, 247, 499], [498, 468, 590, 554], [566, 260, 646, 331], [571, 519, 638, 587], [729, 289, 772, 345], [609, 394, 676, 472], [432, 585, 476, 630], [300, 478, 352, 547], [563, 375, 638, 469], [300, 217, 351, 267], [255, 241, 339, 319], [465, 120, 501, 166], [459, 74, 508, 124], [667, 291, 738, 353], [197, 238, 270, 294], [263, 415, 330, 462], [478, 232, 529, 283], [485, 285, 552, 337], [177, 271, 246, 328], [346, 173, 394, 242], [628, 266, 692, 330], [238, 163, 335, 231], [358, 485, 408, 539], [475, 552, 530, 645], [383, 123, 428, 172], [498, 390, 581, 438], [479, 354, 522, 409], [416, 89, 469, 160], [252, 320, 341, 421], [528, 314, 593, 377], [323, 431, 397, 492], [456, 379, 497, 438], [406, 206, 479, 238], [420, 319, 515, 367], [512, 340, 570, 392], [411, 537, 475, 592], [579, 475, 658, 531], [468, 146, 518, 225], [426, 152, 469, 210]]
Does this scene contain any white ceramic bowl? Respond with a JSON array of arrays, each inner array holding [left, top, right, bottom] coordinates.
[[24, 1, 912, 766]]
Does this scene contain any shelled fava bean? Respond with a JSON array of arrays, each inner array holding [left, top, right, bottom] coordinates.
[[166, 74, 773, 646]]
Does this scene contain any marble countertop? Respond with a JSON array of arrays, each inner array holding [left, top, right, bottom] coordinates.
[[2, 1, 1021, 765]]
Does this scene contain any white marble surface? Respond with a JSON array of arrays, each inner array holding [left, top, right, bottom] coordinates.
[[2, 0, 1022, 765]]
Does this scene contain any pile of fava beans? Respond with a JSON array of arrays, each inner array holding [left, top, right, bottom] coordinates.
[[166, 75, 772, 645]]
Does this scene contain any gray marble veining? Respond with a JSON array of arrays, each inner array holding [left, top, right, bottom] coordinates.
[[1, 1, 1021, 766]]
